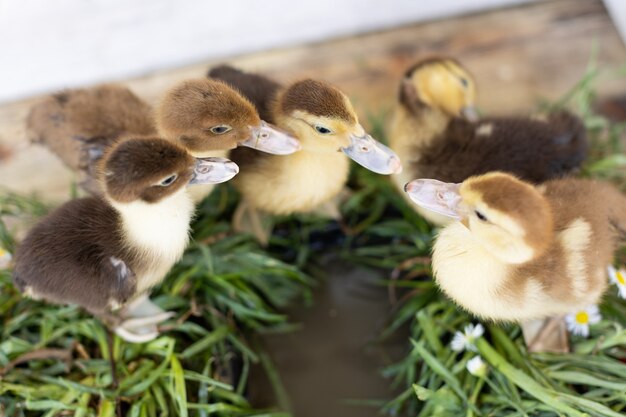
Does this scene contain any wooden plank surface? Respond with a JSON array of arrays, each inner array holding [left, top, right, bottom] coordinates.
[[1, 0, 625, 204]]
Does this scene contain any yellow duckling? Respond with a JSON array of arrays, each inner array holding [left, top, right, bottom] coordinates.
[[209, 65, 402, 244]]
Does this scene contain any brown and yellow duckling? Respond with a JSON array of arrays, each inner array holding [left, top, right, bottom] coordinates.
[[27, 80, 299, 197], [390, 57, 588, 224], [13, 137, 239, 343], [209, 64, 402, 244], [404, 172, 625, 351]]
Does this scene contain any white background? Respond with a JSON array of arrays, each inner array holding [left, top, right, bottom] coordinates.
[[0, 0, 534, 103]]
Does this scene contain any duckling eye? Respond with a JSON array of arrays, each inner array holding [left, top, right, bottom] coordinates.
[[475, 210, 488, 222], [208, 125, 232, 135], [159, 174, 177, 187], [460, 78, 469, 88], [314, 125, 333, 135]]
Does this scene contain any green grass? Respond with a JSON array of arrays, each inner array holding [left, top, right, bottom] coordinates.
[[0, 187, 311, 416], [1, 57, 626, 416]]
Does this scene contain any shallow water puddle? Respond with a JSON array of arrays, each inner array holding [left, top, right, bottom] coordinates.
[[250, 262, 407, 416]]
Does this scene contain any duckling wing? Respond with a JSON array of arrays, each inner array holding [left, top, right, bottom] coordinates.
[[12, 197, 137, 314], [27, 85, 157, 185], [208, 65, 282, 123]]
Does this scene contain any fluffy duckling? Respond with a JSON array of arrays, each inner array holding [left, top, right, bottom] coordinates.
[[405, 172, 626, 351], [12, 137, 239, 342], [390, 57, 588, 224], [209, 65, 402, 243], [27, 81, 298, 197]]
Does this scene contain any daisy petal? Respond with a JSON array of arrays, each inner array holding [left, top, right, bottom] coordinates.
[[466, 356, 487, 377]]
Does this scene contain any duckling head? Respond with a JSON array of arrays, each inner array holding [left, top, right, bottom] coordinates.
[[401, 57, 478, 121], [157, 79, 300, 157], [273, 79, 402, 174], [405, 172, 553, 264], [100, 137, 239, 204]]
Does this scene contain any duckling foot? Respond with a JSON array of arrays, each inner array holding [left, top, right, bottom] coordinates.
[[232, 201, 273, 246], [114, 294, 175, 343], [522, 316, 569, 353]]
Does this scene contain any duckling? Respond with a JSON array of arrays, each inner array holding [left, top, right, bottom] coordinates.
[[27, 80, 298, 198], [390, 57, 588, 224], [404, 172, 626, 351], [208, 65, 402, 244], [12, 137, 239, 342]]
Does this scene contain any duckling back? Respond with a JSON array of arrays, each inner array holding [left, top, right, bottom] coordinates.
[[27, 85, 156, 191], [413, 111, 587, 184], [208, 65, 281, 123], [12, 197, 135, 313], [511, 178, 624, 315]]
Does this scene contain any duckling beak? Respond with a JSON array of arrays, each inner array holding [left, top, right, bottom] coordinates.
[[342, 131, 403, 175], [461, 106, 479, 122], [241, 121, 301, 155], [189, 157, 239, 185], [404, 179, 463, 220]]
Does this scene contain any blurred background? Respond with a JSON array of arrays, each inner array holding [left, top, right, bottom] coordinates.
[[1, 0, 534, 103], [2, 0, 626, 200]]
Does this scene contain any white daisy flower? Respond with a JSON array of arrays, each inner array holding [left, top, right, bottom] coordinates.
[[466, 356, 487, 377], [450, 323, 484, 352], [565, 305, 601, 338], [0, 247, 12, 269], [607, 265, 626, 299]]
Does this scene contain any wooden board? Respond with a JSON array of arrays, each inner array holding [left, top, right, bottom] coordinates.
[[1, 0, 625, 204]]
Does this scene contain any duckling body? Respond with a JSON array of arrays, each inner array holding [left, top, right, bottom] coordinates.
[[13, 138, 239, 342], [13, 188, 192, 311], [235, 147, 349, 214], [391, 58, 587, 223], [28, 86, 156, 192], [209, 65, 400, 241], [406, 173, 624, 322]]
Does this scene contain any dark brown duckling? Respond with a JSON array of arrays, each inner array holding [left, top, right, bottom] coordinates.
[[208, 64, 401, 244], [12, 137, 239, 342], [27, 81, 298, 197], [390, 57, 588, 224]]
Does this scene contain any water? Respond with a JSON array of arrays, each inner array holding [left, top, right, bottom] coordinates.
[[250, 261, 408, 416]]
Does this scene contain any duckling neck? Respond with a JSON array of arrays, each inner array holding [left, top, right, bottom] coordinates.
[[389, 104, 450, 196], [108, 189, 194, 292], [389, 104, 450, 155], [110, 189, 193, 250]]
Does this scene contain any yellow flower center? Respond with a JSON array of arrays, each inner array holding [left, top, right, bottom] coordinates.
[[0, 248, 6, 257], [575, 311, 589, 324], [617, 271, 625, 285]]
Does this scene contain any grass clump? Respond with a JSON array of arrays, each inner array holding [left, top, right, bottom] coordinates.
[[0, 187, 310, 416]]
